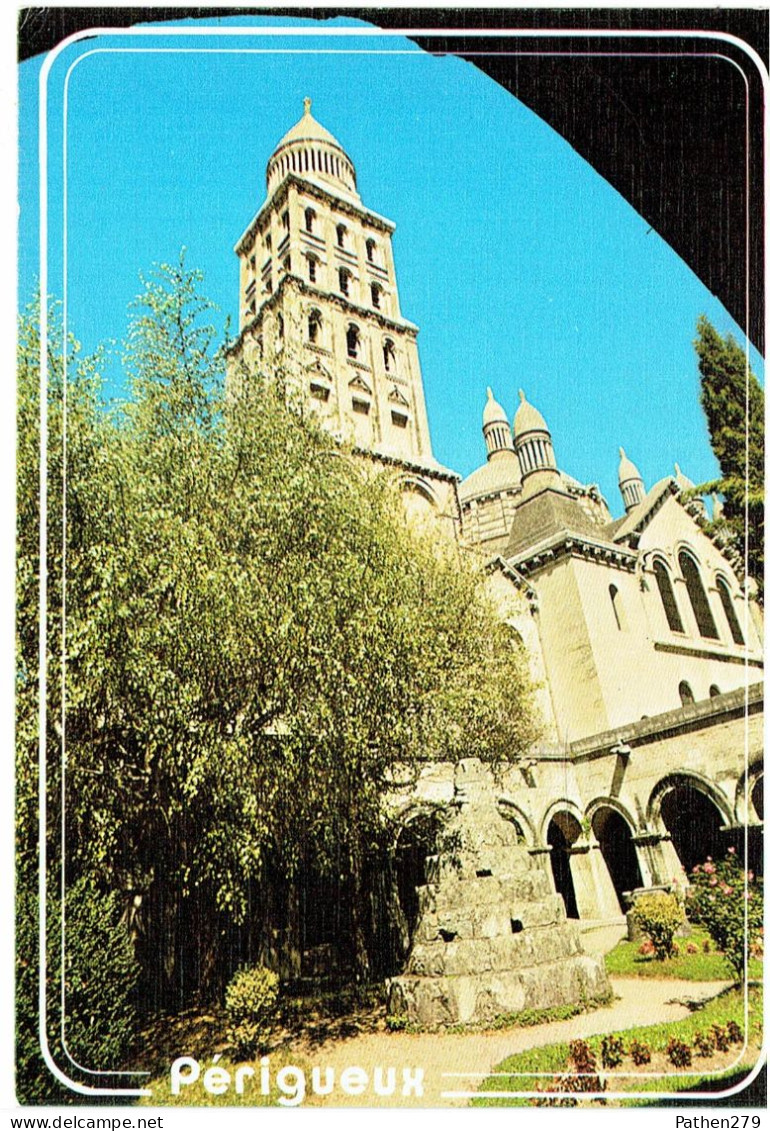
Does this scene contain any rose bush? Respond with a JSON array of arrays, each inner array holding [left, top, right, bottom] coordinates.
[[687, 850, 763, 980]]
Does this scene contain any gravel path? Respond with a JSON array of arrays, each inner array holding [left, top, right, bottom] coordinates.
[[301, 977, 729, 1107]]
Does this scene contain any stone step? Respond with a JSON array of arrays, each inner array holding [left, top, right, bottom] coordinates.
[[388, 953, 611, 1028]]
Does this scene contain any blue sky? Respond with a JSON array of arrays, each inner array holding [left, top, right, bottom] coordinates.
[[19, 13, 764, 515]]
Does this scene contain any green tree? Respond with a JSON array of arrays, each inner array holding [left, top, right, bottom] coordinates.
[[16, 302, 139, 1101], [18, 260, 539, 1016], [693, 315, 764, 598]]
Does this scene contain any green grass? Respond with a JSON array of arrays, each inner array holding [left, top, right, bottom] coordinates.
[[471, 984, 762, 1106], [604, 927, 762, 981]]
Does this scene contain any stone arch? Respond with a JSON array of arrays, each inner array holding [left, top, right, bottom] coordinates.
[[586, 799, 643, 909], [497, 797, 536, 845], [734, 761, 764, 825], [648, 772, 734, 873], [734, 762, 764, 875], [542, 803, 584, 920], [392, 804, 447, 948], [395, 475, 438, 507]]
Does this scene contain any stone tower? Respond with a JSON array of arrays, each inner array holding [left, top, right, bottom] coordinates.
[[226, 99, 458, 525]]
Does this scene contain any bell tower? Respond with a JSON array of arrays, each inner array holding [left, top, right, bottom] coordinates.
[[227, 99, 443, 476]]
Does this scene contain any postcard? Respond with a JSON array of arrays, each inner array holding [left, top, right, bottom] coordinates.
[[14, 7, 766, 1119]]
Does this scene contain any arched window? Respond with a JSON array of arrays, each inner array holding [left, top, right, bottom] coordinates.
[[716, 577, 745, 645], [308, 309, 322, 345], [679, 681, 695, 706], [366, 238, 376, 263], [304, 207, 316, 234], [678, 551, 719, 639], [371, 283, 382, 309], [609, 584, 627, 631], [383, 339, 396, 372], [346, 324, 360, 359], [277, 313, 284, 339], [709, 684, 721, 698], [336, 223, 346, 248], [307, 255, 318, 284], [338, 268, 351, 296], [653, 559, 684, 633]]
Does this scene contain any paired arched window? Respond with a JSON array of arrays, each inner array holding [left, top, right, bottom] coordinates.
[[678, 551, 719, 639], [308, 309, 322, 345], [304, 207, 316, 234], [336, 223, 347, 248], [679, 681, 695, 706], [383, 339, 396, 372], [653, 559, 684, 633], [371, 283, 382, 309], [366, 237, 376, 263], [307, 255, 318, 284], [338, 268, 351, 296], [346, 324, 360, 359], [716, 577, 745, 645]]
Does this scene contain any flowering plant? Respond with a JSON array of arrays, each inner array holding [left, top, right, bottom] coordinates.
[[687, 850, 763, 980]]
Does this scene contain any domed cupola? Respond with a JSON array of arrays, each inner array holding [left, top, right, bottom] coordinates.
[[513, 389, 560, 493], [618, 447, 646, 513], [266, 98, 359, 199], [482, 387, 515, 459]]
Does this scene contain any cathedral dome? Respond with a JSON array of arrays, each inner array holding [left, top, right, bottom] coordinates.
[[458, 451, 522, 505], [266, 98, 359, 198], [513, 389, 549, 437], [674, 462, 695, 491], [618, 447, 642, 485], [483, 387, 509, 428]]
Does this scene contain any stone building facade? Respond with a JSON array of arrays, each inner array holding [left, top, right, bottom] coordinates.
[[227, 102, 763, 1015]]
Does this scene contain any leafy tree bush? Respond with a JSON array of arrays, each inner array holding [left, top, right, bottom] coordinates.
[[666, 1038, 692, 1068], [629, 1039, 651, 1066], [693, 316, 764, 598], [225, 966, 280, 1059], [687, 851, 763, 979], [16, 877, 139, 1104], [600, 1034, 624, 1068], [632, 892, 683, 960], [693, 1030, 714, 1057], [16, 261, 540, 1010], [711, 1024, 730, 1053]]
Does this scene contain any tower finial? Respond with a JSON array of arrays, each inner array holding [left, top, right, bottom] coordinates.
[[518, 388, 526, 403], [486, 387, 493, 400], [303, 96, 312, 115], [619, 446, 626, 458]]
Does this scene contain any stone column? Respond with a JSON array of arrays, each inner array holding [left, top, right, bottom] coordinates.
[[568, 840, 622, 920], [631, 832, 663, 887], [654, 832, 685, 886]]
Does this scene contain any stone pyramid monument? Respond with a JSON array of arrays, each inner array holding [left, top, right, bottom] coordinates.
[[387, 760, 611, 1027]]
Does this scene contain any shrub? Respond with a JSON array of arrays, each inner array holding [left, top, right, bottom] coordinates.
[[16, 875, 140, 1104], [688, 851, 763, 979], [601, 1034, 625, 1068], [539, 1040, 605, 1103], [693, 1030, 714, 1057], [633, 892, 684, 959], [629, 1039, 651, 1066], [711, 1024, 730, 1052], [225, 965, 279, 1059], [637, 940, 655, 957], [686, 942, 699, 954], [727, 1020, 743, 1044], [667, 1038, 693, 1068]]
